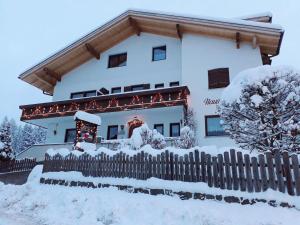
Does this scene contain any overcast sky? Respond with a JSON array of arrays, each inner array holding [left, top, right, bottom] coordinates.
[[0, 0, 298, 123]]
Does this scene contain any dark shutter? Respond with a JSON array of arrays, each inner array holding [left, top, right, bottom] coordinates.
[[208, 68, 230, 89]]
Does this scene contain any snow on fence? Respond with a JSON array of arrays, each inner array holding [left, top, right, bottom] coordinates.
[[0, 158, 37, 173], [42, 149, 300, 196]]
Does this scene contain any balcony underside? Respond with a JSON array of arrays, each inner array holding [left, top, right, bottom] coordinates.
[[20, 86, 189, 121]]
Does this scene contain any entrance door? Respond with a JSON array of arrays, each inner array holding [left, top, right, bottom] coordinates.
[[128, 118, 143, 138]]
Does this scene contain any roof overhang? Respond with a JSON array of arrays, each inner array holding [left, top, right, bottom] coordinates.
[[18, 9, 284, 94]]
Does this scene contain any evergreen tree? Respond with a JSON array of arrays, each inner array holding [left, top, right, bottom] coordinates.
[[0, 117, 13, 160]]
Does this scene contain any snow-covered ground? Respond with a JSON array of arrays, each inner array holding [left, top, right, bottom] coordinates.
[[0, 166, 299, 225]]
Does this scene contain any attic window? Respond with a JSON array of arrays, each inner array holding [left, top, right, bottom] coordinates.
[[108, 53, 127, 68], [208, 68, 230, 89]]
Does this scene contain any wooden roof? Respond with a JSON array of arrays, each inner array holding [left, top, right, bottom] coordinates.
[[19, 9, 284, 94]]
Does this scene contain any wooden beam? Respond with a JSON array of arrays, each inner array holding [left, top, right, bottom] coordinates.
[[252, 35, 258, 49], [43, 67, 61, 81], [129, 17, 141, 36], [33, 74, 54, 89], [236, 32, 240, 49], [85, 43, 100, 60], [176, 24, 182, 40]]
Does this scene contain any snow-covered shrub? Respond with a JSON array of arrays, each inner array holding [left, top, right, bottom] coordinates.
[[130, 124, 166, 150], [218, 65, 300, 153], [151, 129, 166, 149], [176, 126, 195, 149], [0, 117, 13, 160]]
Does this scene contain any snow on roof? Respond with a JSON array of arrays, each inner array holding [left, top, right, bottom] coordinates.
[[74, 111, 101, 125], [237, 12, 273, 20], [127, 9, 282, 30]]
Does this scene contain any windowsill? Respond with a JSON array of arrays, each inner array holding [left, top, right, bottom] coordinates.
[[107, 64, 127, 69], [152, 58, 166, 62]]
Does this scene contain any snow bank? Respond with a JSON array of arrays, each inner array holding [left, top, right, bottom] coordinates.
[[42, 170, 300, 209], [74, 111, 101, 125], [221, 65, 299, 103]]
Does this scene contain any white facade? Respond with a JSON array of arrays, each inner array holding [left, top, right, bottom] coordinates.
[[28, 32, 263, 147]]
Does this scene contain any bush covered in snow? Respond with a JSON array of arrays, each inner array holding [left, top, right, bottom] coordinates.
[[218, 66, 300, 153], [130, 124, 166, 150], [176, 126, 196, 149]]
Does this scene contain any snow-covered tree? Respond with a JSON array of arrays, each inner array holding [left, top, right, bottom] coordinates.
[[184, 108, 197, 132], [151, 129, 166, 149], [20, 124, 36, 152], [176, 126, 195, 149], [218, 66, 300, 153], [0, 117, 13, 160]]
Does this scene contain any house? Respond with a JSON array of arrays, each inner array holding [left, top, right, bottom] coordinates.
[[18, 10, 284, 156]]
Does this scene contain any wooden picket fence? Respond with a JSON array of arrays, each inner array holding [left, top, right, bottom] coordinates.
[[0, 158, 37, 173], [43, 149, 300, 196]]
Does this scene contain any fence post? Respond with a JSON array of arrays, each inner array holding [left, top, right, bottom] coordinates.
[[266, 152, 276, 190], [189, 152, 195, 182], [194, 150, 200, 182], [282, 152, 294, 195], [251, 156, 261, 192], [244, 154, 253, 192], [258, 154, 268, 191], [217, 154, 225, 189], [274, 151, 285, 193], [230, 149, 239, 190], [291, 154, 300, 196], [223, 151, 232, 190], [206, 154, 212, 187]]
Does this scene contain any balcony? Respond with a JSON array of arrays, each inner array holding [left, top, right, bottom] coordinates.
[[20, 86, 190, 121]]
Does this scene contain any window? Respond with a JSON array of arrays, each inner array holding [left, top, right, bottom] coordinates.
[[154, 124, 164, 135], [108, 53, 127, 68], [208, 68, 230, 89], [131, 85, 144, 91], [155, 83, 164, 89], [107, 125, 118, 140], [70, 90, 96, 99], [170, 123, 180, 137], [205, 115, 226, 136], [152, 46, 166, 61], [124, 84, 150, 92], [169, 81, 179, 87], [64, 129, 76, 143], [111, 87, 121, 94], [85, 91, 97, 97]]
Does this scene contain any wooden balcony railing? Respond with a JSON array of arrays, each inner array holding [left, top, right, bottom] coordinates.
[[20, 86, 190, 121]]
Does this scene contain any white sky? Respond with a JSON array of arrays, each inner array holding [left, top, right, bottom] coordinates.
[[0, 0, 298, 122]]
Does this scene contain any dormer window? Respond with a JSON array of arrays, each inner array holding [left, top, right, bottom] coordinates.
[[108, 53, 127, 68], [152, 46, 166, 61]]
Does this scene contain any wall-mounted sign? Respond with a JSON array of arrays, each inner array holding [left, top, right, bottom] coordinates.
[[203, 98, 220, 105]]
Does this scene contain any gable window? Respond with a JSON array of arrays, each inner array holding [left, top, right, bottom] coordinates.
[[205, 115, 226, 136], [155, 83, 164, 89], [107, 125, 118, 140], [111, 87, 121, 94], [152, 46, 166, 61], [64, 129, 76, 143], [208, 68, 230, 89], [169, 81, 179, 87], [70, 90, 96, 99], [154, 124, 164, 135], [170, 123, 180, 137], [108, 53, 127, 68]]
